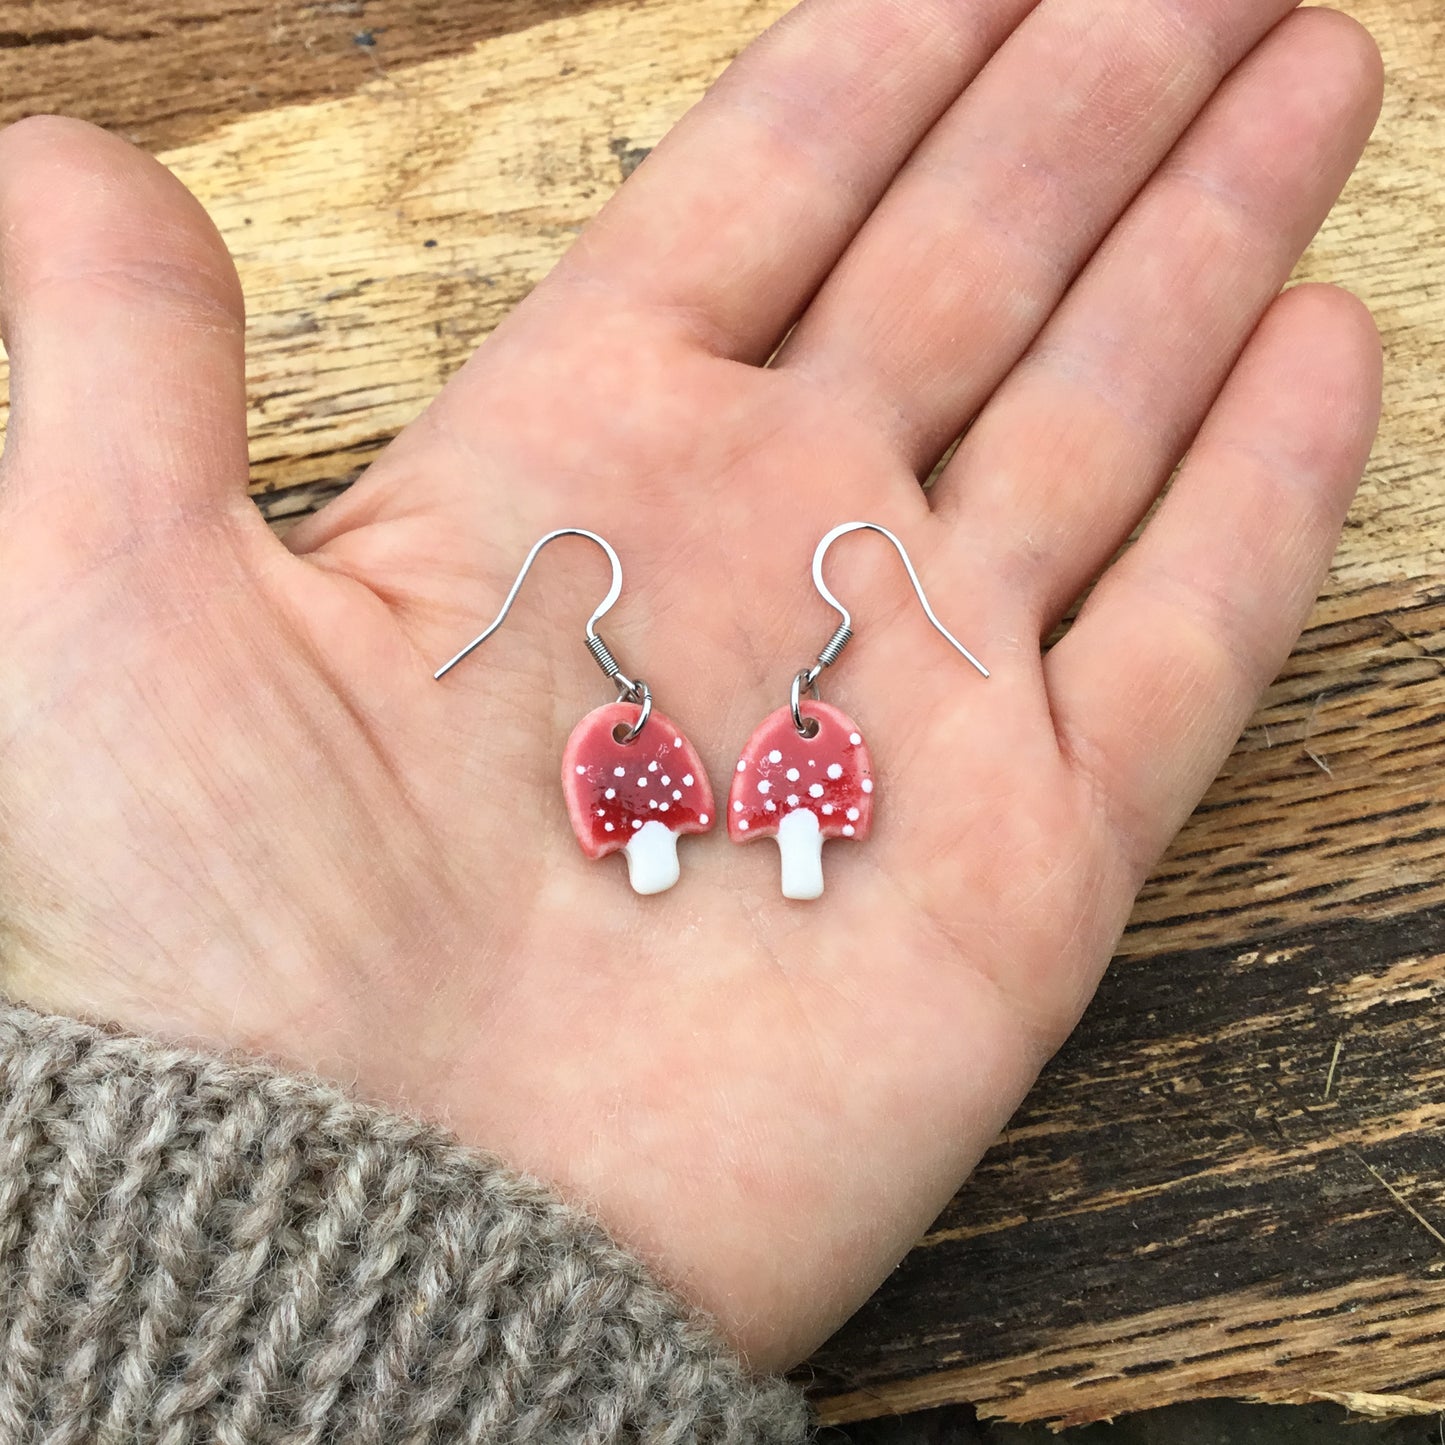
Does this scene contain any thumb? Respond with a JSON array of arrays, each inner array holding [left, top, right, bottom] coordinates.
[[0, 117, 255, 551]]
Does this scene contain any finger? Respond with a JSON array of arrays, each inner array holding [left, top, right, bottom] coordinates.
[[0, 117, 250, 542], [1045, 284, 1382, 879], [542, 0, 1043, 362], [775, 0, 1304, 473], [285, 0, 1046, 560], [934, 7, 1383, 628]]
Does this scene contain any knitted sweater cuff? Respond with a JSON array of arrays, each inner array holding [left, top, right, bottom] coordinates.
[[0, 1001, 809, 1443]]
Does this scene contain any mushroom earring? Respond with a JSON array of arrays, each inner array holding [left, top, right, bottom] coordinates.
[[435, 529, 714, 896], [727, 522, 989, 901]]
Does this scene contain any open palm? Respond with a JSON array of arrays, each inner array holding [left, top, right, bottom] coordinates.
[[0, 0, 1383, 1371]]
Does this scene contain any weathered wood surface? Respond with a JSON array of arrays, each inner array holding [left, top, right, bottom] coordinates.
[[2, 0, 1443, 1429]]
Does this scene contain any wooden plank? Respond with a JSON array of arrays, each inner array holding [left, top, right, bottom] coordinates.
[[1125, 582, 1445, 954], [1, 0, 1443, 1428], [818, 1273, 1445, 1429], [0, 0, 613, 152], [811, 898, 1445, 1426]]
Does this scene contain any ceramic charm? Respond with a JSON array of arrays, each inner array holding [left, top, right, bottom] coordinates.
[[564, 702, 713, 895], [727, 701, 872, 900], [436, 528, 714, 896], [729, 521, 988, 901]]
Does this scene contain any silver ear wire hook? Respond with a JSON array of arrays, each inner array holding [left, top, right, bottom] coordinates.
[[435, 528, 652, 738], [791, 521, 989, 732]]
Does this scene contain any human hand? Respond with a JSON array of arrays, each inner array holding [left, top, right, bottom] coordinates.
[[0, 0, 1383, 1370]]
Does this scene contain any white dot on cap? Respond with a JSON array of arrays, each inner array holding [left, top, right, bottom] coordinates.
[[733, 800, 743, 813], [847, 807, 860, 821], [648, 761, 659, 772], [614, 766, 626, 777], [605, 788, 616, 800], [604, 822, 614, 832], [575, 765, 586, 775], [649, 799, 658, 809], [849, 732, 861, 745], [827, 763, 843, 780], [765, 799, 776, 812], [737, 760, 746, 772], [757, 780, 771, 795], [632, 819, 643, 829], [672, 789, 682, 800], [673, 736, 682, 747], [661, 775, 671, 786], [637, 777, 648, 787], [659, 802, 669, 813], [768, 749, 782, 764], [862, 778, 873, 793], [738, 819, 749, 831], [821, 804, 833, 816], [786, 768, 800, 782], [596, 808, 606, 817], [683, 774, 694, 786], [809, 783, 824, 798], [698, 813, 708, 825], [842, 824, 855, 837], [786, 794, 799, 807]]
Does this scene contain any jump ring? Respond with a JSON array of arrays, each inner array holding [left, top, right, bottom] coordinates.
[[617, 678, 653, 743], [790, 669, 822, 735]]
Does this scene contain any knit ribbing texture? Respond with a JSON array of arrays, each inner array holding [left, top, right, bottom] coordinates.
[[0, 1002, 809, 1445]]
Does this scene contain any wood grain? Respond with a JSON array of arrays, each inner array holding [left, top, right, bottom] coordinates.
[[1, 0, 1443, 1429], [812, 901, 1445, 1426], [0, 0, 611, 152]]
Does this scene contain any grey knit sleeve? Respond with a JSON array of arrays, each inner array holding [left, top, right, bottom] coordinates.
[[0, 1001, 809, 1444]]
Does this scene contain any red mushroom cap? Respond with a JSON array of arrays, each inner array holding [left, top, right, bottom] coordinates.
[[727, 702, 873, 844], [562, 703, 713, 889]]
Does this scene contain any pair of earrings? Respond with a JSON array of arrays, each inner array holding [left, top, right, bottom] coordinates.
[[435, 523, 989, 900]]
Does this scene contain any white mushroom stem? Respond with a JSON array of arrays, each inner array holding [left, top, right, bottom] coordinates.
[[623, 819, 681, 895], [774, 808, 825, 900]]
